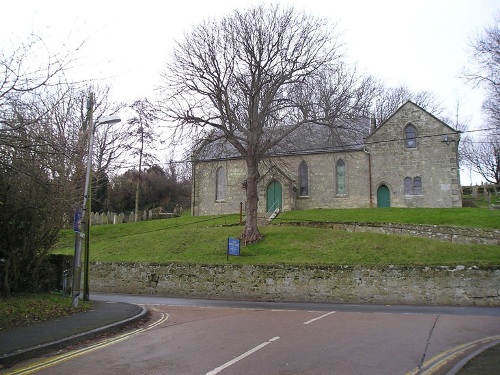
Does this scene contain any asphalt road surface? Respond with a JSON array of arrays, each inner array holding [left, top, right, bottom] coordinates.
[[7, 294, 500, 375]]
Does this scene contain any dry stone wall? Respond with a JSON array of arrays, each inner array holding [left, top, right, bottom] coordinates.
[[90, 262, 500, 306], [276, 222, 500, 245]]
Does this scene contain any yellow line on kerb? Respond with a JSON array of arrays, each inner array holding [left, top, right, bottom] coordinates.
[[405, 334, 500, 375], [3, 313, 169, 375]]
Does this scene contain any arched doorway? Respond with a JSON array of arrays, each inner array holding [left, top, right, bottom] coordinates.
[[266, 180, 282, 212], [377, 185, 390, 208]]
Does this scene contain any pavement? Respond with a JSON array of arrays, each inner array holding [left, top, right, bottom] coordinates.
[[0, 300, 147, 369], [0, 299, 498, 374]]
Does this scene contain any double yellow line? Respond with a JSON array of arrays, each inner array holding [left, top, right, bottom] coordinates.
[[405, 334, 500, 375], [3, 313, 169, 375]]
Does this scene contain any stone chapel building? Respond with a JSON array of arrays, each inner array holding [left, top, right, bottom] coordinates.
[[191, 101, 462, 216]]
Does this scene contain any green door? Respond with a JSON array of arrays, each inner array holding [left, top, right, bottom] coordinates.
[[377, 185, 390, 208], [266, 180, 282, 212]]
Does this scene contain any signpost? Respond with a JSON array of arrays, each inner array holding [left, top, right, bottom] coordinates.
[[227, 237, 240, 261], [73, 210, 82, 233]]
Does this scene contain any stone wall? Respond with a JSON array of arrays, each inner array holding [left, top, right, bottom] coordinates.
[[192, 102, 462, 216], [192, 151, 373, 217], [90, 262, 500, 306], [368, 102, 462, 208], [275, 221, 500, 245]]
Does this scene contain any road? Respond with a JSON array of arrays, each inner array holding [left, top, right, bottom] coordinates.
[[7, 294, 500, 375]]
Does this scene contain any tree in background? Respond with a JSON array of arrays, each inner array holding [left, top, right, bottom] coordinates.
[[460, 137, 499, 184], [462, 15, 500, 184], [105, 163, 191, 214], [105, 169, 137, 213], [158, 5, 376, 243], [126, 98, 161, 221], [372, 85, 445, 125], [0, 34, 74, 296], [0, 33, 128, 295]]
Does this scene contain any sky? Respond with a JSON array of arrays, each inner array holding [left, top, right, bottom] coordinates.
[[1, 0, 499, 184]]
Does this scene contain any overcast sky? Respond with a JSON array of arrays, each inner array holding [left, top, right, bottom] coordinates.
[[2, 0, 499, 184]]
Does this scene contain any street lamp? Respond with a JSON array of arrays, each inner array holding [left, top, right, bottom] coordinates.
[[72, 92, 121, 307]]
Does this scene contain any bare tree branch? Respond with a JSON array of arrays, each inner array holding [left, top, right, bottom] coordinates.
[[157, 5, 371, 242]]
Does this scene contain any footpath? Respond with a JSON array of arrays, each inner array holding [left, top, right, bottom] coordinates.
[[0, 300, 146, 369]]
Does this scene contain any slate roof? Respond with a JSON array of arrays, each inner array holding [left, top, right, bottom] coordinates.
[[194, 118, 371, 161]]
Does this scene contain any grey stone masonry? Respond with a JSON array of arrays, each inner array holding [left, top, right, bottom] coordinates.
[[90, 262, 500, 306], [367, 101, 461, 208], [191, 101, 462, 216]]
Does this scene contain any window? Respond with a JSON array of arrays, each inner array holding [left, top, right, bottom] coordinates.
[[405, 124, 417, 148], [298, 160, 309, 196], [404, 176, 422, 196], [413, 177, 422, 195], [404, 177, 412, 195], [336, 159, 346, 195], [216, 167, 225, 201]]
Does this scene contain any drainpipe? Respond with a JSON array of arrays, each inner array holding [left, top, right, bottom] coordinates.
[[364, 148, 373, 208], [191, 159, 196, 216]]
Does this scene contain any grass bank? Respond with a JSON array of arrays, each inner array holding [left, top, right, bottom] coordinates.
[[277, 207, 500, 228], [52, 208, 500, 267]]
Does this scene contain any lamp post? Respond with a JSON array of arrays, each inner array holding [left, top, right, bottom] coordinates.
[[71, 92, 121, 307]]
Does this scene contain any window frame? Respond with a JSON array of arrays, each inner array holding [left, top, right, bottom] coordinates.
[[413, 176, 422, 195], [405, 124, 417, 148], [335, 159, 347, 196], [215, 167, 225, 201], [404, 177, 413, 195], [298, 160, 309, 197]]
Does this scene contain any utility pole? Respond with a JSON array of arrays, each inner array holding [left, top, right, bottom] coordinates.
[[83, 93, 94, 301], [72, 92, 95, 307], [71, 94, 120, 307]]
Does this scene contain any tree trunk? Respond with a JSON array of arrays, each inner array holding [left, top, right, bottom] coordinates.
[[1, 257, 11, 297], [240, 159, 262, 243], [134, 180, 140, 222]]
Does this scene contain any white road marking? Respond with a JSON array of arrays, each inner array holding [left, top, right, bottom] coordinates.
[[303, 311, 336, 325], [205, 337, 280, 375]]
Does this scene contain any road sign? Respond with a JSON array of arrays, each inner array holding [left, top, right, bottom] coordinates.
[[73, 210, 82, 233], [227, 237, 240, 260]]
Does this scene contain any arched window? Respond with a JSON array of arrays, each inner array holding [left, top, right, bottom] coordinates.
[[298, 160, 309, 196], [404, 177, 412, 195], [336, 159, 346, 195], [413, 177, 422, 195], [405, 124, 417, 148], [216, 167, 225, 201]]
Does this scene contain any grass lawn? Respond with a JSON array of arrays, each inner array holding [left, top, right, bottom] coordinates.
[[277, 207, 500, 228], [7, 208, 497, 332], [52, 208, 500, 267]]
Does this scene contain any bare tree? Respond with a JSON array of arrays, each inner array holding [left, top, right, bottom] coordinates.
[[461, 136, 499, 184], [0, 35, 76, 296], [127, 98, 160, 222], [158, 5, 361, 243], [461, 14, 500, 184], [372, 85, 445, 125], [465, 14, 500, 128], [0, 34, 69, 112]]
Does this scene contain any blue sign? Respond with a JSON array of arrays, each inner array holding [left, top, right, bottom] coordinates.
[[227, 237, 240, 257], [73, 210, 82, 233]]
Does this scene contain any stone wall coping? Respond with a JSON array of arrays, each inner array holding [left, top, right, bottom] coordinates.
[[274, 221, 500, 245]]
